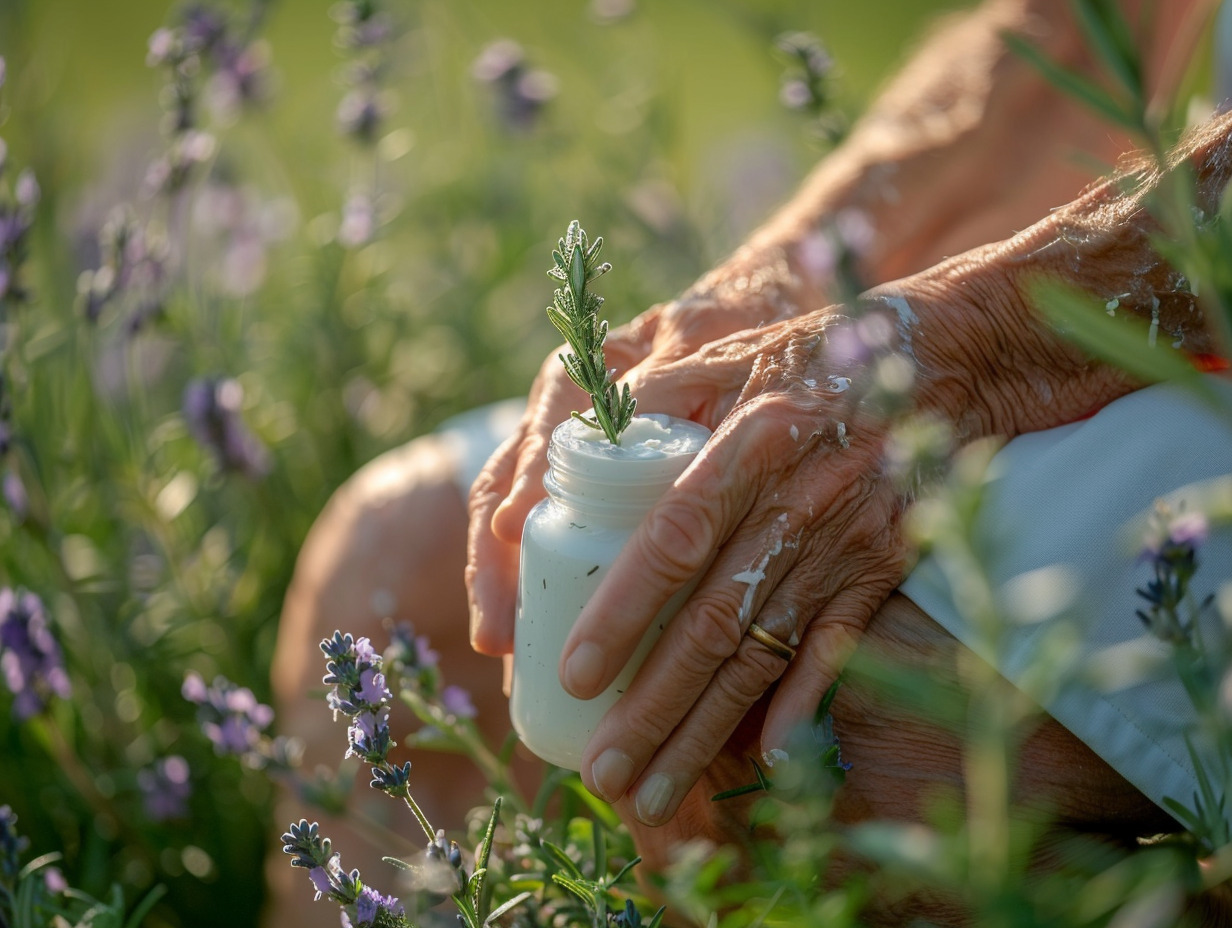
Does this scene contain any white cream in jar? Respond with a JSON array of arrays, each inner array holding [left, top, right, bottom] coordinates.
[[510, 413, 711, 770]]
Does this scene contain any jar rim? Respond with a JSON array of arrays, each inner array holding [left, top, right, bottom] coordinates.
[[547, 413, 710, 484]]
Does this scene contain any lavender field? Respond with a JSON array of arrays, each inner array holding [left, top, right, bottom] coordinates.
[[5, 1, 1232, 927]]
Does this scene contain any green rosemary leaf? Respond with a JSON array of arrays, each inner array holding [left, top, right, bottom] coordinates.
[[545, 220, 637, 444]]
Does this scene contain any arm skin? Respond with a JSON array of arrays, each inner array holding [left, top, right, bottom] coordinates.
[[564, 110, 1231, 827], [468, 0, 1211, 654], [465, 0, 1218, 824]]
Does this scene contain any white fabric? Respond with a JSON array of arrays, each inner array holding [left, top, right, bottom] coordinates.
[[900, 377, 1232, 824]]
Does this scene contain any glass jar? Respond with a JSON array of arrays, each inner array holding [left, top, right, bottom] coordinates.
[[510, 413, 711, 770]]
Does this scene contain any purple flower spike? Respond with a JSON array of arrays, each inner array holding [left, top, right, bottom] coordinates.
[[472, 39, 557, 132], [1136, 501, 1213, 646], [441, 685, 477, 720], [183, 377, 272, 478], [0, 589, 71, 720], [183, 671, 277, 765], [138, 755, 192, 821], [1141, 503, 1209, 567], [182, 670, 208, 703], [352, 884, 404, 925], [3, 470, 27, 521]]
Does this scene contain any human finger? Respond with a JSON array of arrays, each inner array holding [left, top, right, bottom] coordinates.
[[555, 388, 817, 701], [489, 310, 663, 542], [622, 629, 791, 825], [579, 479, 877, 814], [489, 354, 582, 545], [610, 585, 870, 826], [581, 575, 810, 810], [557, 335, 853, 702], [759, 588, 878, 757], [467, 430, 527, 654]]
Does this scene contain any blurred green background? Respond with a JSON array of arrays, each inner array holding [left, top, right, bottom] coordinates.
[[0, 0, 968, 925]]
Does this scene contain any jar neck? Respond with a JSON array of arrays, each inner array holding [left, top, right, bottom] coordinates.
[[543, 414, 710, 522]]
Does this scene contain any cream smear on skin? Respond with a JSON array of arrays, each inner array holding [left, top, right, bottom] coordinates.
[[731, 512, 794, 622]]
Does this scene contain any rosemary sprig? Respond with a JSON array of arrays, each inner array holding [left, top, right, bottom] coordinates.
[[545, 219, 637, 444]]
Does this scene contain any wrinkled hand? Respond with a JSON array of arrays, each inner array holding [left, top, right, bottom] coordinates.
[[553, 310, 910, 824], [466, 255, 804, 655]]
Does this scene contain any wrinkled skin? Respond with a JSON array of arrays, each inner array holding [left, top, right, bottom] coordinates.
[[467, 0, 1222, 831], [620, 594, 1185, 924], [468, 103, 1231, 829]]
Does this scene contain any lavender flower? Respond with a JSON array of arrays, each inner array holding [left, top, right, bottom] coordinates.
[[147, 3, 270, 136], [322, 633, 391, 717], [142, 129, 218, 198], [336, 89, 390, 145], [472, 40, 558, 132], [42, 866, 67, 895], [1141, 506, 1209, 567], [776, 32, 835, 114], [191, 181, 292, 296], [795, 207, 872, 305], [205, 37, 271, 123], [282, 819, 412, 927], [440, 685, 477, 720], [346, 706, 393, 764], [281, 819, 361, 904], [331, 0, 401, 146], [137, 755, 193, 821], [334, 5, 396, 50], [320, 631, 414, 796], [612, 898, 654, 927], [3, 469, 27, 521], [0, 804, 28, 882], [775, 32, 845, 146], [1136, 502, 1212, 647], [338, 190, 376, 249], [407, 828, 467, 903], [182, 376, 272, 478], [76, 206, 169, 328], [344, 885, 406, 928], [382, 620, 441, 697], [182, 670, 276, 763], [0, 160, 38, 308], [0, 589, 71, 720]]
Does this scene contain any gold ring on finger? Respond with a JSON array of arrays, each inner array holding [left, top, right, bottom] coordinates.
[[746, 622, 797, 662]]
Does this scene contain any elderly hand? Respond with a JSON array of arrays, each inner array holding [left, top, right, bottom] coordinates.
[[554, 109, 1231, 824], [561, 306, 913, 824], [466, 248, 814, 655]]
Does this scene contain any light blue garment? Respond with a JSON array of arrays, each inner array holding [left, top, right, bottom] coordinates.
[[900, 378, 1232, 825]]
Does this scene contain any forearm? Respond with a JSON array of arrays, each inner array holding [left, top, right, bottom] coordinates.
[[691, 0, 1210, 324], [867, 109, 1231, 442]]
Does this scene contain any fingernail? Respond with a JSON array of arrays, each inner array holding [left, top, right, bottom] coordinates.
[[635, 773, 675, 824], [590, 748, 635, 802], [562, 642, 605, 697]]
